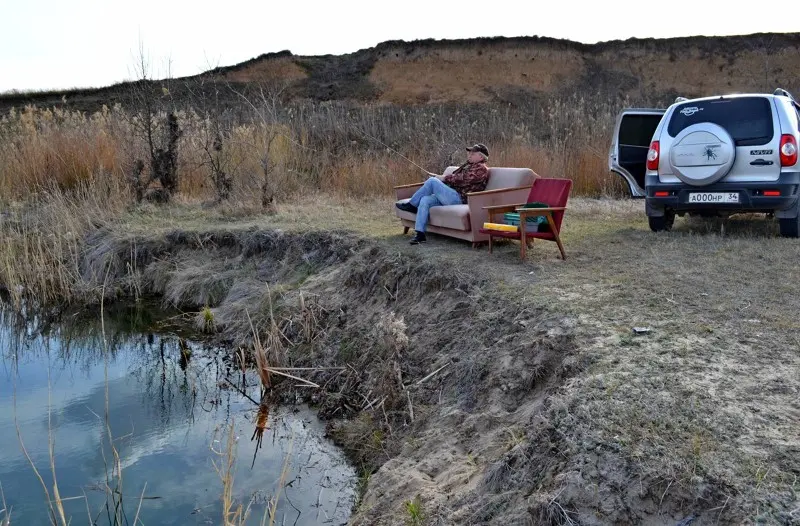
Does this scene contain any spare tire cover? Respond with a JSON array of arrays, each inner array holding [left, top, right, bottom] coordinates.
[[668, 123, 735, 186]]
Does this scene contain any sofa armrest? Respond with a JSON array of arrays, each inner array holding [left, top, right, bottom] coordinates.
[[394, 182, 424, 189], [467, 186, 533, 230], [394, 182, 424, 200], [466, 185, 532, 197]]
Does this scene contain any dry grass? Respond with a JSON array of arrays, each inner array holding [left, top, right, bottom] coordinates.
[[447, 203, 800, 522], [0, 177, 130, 306], [0, 186, 398, 306], [0, 97, 625, 206], [1, 141, 798, 522]]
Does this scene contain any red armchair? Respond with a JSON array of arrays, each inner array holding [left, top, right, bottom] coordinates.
[[479, 178, 572, 260]]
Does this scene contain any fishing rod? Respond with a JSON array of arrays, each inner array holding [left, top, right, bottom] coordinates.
[[354, 127, 437, 177]]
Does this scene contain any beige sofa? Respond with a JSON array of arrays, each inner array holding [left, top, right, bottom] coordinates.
[[393, 166, 536, 246]]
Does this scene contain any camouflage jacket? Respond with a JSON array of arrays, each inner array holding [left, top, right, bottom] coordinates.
[[444, 161, 489, 203]]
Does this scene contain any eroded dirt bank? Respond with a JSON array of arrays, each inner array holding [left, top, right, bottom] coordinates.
[[53, 218, 798, 526], [76, 227, 582, 522]]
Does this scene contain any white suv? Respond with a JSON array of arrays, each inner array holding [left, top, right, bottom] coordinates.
[[610, 89, 800, 237]]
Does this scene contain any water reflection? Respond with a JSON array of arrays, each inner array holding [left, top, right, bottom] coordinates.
[[251, 403, 271, 468], [0, 304, 354, 525]]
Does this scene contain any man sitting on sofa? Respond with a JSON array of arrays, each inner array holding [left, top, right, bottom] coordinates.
[[396, 143, 490, 245]]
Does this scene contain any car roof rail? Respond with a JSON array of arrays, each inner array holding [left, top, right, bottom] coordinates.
[[675, 96, 689, 103], [774, 88, 795, 100]]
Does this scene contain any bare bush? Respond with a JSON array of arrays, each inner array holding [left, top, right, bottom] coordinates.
[[188, 76, 246, 203], [125, 47, 183, 203]]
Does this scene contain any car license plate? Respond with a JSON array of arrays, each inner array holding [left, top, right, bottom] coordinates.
[[688, 192, 740, 204]]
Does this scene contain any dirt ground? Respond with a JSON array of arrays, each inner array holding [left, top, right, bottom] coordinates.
[[52, 195, 800, 524]]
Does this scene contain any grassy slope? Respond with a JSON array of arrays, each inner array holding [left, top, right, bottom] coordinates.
[[106, 195, 799, 524]]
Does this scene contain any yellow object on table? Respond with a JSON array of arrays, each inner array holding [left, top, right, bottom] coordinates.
[[482, 222, 518, 232]]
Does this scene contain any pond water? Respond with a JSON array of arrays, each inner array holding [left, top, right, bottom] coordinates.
[[0, 305, 355, 525]]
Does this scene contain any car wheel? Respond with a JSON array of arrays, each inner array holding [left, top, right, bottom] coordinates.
[[778, 216, 800, 238], [649, 210, 675, 232]]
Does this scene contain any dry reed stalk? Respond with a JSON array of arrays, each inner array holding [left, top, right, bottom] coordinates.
[[246, 309, 272, 390], [132, 482, 147, 525], [245, 306, 319, 389], [46, 374, 68, 526], [296, 293, 328, 344], [211, 418, 298, 526], [0, 482, 9, 526], [263, 369, 319, 388], [12, 418, 59, 524], [211, 422, 243, 526], [263, 284, 290, 365], [11, 345, 95, 525]]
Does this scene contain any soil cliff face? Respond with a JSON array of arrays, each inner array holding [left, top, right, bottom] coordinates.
[[232, 33, 800, 104], [3, 33, 800, 113]]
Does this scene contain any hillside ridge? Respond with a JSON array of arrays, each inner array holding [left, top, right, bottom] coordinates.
[[2, 32, 799, 112]]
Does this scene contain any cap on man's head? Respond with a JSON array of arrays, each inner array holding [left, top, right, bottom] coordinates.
[[466, 143, 489, 157]]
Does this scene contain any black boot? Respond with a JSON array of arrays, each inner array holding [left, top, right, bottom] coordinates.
[[396, 201, 418, 213], [409, 231, 427, 245]]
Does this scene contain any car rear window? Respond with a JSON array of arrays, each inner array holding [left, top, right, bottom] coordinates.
[[667, 97, 773, 146], [619, 114, 663, 147]]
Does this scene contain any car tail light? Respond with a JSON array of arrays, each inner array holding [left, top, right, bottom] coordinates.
[[780, 135, 798, 166], [763, 190, 781, 196], [654, 191, 669, 197], [646, 141, 660, 171]]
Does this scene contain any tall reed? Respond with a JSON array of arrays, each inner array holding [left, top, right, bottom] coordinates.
[[0, 175, 129, 307], [0, 96, 629, 206]]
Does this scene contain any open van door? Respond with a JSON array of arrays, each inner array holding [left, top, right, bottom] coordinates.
[[609, 109, 666, 197]]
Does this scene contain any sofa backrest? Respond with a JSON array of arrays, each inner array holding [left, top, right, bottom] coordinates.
[[443, 166, 536, 191], [486, 167, 536, 191]]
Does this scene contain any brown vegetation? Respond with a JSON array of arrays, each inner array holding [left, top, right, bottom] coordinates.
[[2, 194, 797, 524], [0, 95, 623, 212]]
